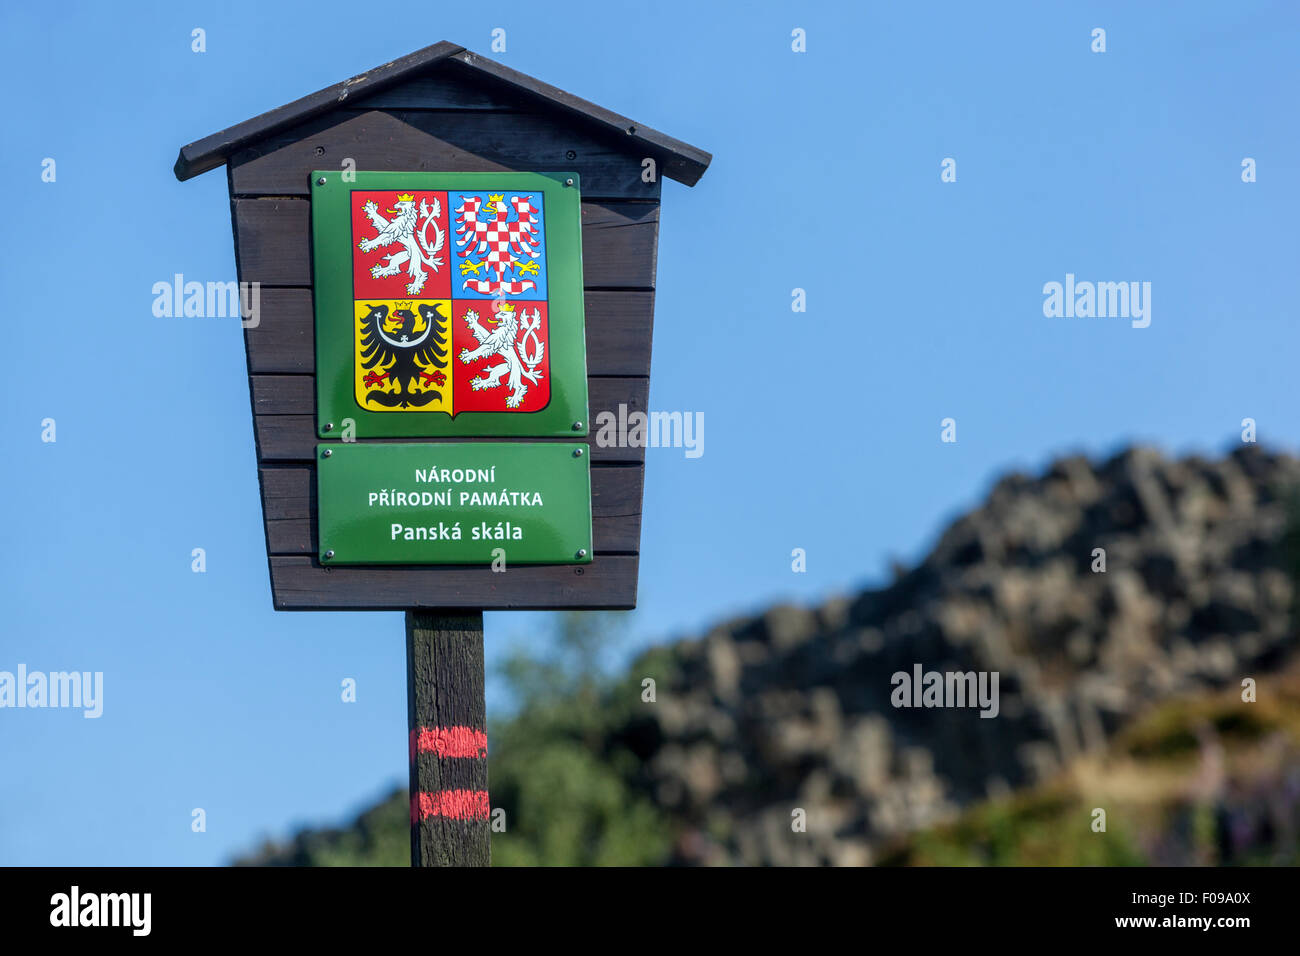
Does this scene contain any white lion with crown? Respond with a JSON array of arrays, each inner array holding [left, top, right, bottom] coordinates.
[[458, 302, 545, 408], [357, 193, 445, 295]]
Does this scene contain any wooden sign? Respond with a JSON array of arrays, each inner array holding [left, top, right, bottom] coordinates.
[[174, 41, 709, 610], [176, 39, 709, 868]]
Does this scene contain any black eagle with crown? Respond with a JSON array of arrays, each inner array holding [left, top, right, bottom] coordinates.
[[358, 302, 449, 408]]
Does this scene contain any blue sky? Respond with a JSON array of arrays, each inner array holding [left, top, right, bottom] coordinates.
[[1, 0, 1296, 865]]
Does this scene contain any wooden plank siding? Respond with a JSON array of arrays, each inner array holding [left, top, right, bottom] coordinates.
[[249, 377, 648, 462], [227, 87, 657, 609], [268, 554, 640, 611], [229, 108, 664, 202]]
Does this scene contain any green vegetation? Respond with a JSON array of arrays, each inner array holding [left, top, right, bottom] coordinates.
[[880, 672, 1300, 867], [488, 613, 672, 866], [234, 613, 673, 866], [235, 787, 410, 867], [879, 788, 1148, 867]]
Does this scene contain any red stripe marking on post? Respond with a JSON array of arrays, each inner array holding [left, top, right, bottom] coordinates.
[[409, 726, 489, 762], [411, 790, 490, 823]]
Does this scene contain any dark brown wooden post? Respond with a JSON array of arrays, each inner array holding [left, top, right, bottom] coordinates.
[[405, 610, 490, 867]]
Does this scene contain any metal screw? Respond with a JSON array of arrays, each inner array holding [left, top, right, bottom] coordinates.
[[564, 178, 574, 187], [316, 176, 327, 186], [573, 447, 583, 457], [323, 550, 335, 560], [565, 150, 577, 160], [323, 422, 334, 432], [576, 549, 587, 559], [572, 421, 583, 431], [322, 449, 332, 458], [315, 146, 325, 156]]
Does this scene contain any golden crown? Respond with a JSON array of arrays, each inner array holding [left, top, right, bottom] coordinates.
[[395, 193, 415, 202], [487, 193, 505, 204]]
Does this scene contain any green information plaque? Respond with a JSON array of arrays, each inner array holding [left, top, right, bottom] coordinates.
[[310, 170, 589, 439], [316, 442, 593, 565]]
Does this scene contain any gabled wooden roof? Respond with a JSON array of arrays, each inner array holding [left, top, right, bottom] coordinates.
[[174, 40, 711, 186]]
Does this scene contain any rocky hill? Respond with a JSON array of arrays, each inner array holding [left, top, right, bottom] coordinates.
[[236, 444, 1300, 866]]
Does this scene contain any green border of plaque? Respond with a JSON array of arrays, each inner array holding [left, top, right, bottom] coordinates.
[[310, 170, 590, 439], [317, 442, 593, 566]]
